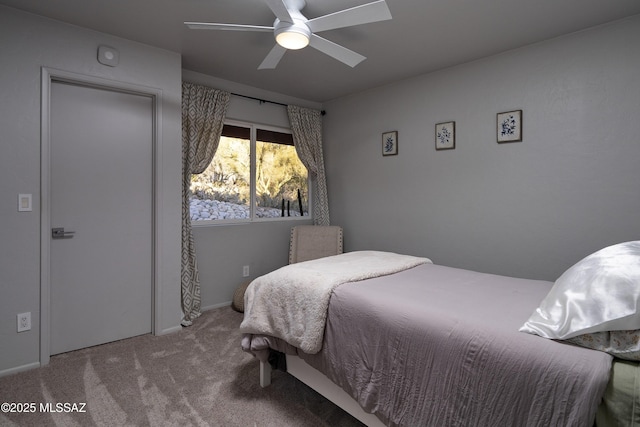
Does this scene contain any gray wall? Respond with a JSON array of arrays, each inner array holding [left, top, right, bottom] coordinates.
[[0, 7, 183, 374], [323, 16, 640, 282], [182, 71, 319, 310]]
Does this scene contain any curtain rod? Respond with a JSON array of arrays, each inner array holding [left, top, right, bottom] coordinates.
[[231, 92, 326, 115]]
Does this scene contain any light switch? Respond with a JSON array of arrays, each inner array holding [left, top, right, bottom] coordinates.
[[18, 194, 32, 212]]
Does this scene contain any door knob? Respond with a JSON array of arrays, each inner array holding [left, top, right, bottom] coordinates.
[[52, 227, 75, 239]]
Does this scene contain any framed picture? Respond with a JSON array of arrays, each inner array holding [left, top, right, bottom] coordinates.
[[497, 110, 522, 143], [382, 131, 398, 156], [435, 121, 455, 150]]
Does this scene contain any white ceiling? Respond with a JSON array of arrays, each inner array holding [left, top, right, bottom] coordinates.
[[2, 0, 640, 103]]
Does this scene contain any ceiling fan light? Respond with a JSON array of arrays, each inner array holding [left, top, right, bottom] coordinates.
[[274, 21, 310, 50], [276, 31, 309, 49]]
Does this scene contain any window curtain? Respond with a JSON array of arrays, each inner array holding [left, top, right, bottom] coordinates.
[[287, 105, 330, 225], [181, 82, 230, 326]]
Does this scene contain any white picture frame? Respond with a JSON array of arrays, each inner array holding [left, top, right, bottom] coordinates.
[[382, 131, 398, 156], [497, 110, 523, 143], [435, 121, 455, 150]]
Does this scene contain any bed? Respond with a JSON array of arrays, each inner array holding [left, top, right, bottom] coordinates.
[[240, 244, 640, 426]]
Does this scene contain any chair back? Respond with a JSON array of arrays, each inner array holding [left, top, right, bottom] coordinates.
[[289, 225, 343, 264]]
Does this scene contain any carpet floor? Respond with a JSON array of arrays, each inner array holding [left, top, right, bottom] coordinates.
[[0, 306, 365, 427]]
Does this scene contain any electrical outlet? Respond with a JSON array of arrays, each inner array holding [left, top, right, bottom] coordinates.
[[242, 265, 250, 277], [17, 312, 31, 332]]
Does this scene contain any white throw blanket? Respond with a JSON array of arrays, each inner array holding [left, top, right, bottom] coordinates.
[[239, 251, 431, 354]]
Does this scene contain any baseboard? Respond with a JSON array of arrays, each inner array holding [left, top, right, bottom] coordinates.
[[201, 301, 232, 312], [0, 361, 41, 378], [158, 324, 183, 335]]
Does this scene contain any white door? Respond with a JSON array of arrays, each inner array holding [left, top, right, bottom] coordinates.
[[50, 81, 153, 355]]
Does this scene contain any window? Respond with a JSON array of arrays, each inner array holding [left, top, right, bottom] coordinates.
[[190, 122, 309, 223]]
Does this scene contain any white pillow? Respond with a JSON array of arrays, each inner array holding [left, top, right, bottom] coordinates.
[[520, 241, 640, 339]]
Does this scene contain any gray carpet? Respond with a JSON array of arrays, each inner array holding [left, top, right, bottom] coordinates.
[[0, 306, 365, 427]]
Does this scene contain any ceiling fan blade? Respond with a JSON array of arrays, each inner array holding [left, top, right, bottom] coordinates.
[[185, 22, 273, 32], [258, 44, 288, 69], [309, 34, 366, 67], [306, 0, 391, 33], [264, 0, 294, 23]]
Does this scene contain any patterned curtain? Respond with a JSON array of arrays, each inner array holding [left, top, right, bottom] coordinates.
[[181, 82, 230, 326], [287, 105, 330, 225]]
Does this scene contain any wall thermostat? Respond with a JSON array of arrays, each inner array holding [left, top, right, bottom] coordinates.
[[98, 45, 119, 67]]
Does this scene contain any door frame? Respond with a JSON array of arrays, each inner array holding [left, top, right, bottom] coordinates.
[[40, 67, 163, 365]]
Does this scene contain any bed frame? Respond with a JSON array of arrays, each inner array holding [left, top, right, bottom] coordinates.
[[260, 356, 385, 427]]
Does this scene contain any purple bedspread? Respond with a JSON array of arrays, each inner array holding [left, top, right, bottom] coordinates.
[[244, 263, 612, 427]]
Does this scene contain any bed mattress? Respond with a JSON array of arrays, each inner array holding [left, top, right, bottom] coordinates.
[[244, 262, 613, 426]]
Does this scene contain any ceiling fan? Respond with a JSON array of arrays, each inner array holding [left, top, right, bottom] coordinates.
[[185, 0, 392, 69]]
